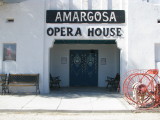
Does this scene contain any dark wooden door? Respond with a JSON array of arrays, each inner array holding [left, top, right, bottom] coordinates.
[[70, 50, 98, 86]]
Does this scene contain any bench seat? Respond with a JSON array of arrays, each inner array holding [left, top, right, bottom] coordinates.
[[7, 74, 40, 94]]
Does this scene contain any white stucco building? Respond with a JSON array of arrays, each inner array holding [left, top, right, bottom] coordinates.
[[0, 0, 160, 94]]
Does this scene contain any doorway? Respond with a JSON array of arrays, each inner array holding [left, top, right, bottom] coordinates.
[[49, 40, 120, 89], [70, 50, 98, 87]]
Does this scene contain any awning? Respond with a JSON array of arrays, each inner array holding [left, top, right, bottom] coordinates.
[[54, 40, 116, 44]]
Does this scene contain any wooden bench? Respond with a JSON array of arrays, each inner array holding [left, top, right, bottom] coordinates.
[[0, 74, 7, 95], [7, 74, 40, 94]]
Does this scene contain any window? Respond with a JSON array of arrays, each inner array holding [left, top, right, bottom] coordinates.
[[3, 43, 16, 61], [155, 44, 160, 62]]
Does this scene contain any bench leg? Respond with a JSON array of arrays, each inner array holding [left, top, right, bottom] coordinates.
[[2, 85, 9, 95], [36, 85, 40, 95]]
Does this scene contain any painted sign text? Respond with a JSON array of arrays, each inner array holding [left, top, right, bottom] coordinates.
[[47, 27, 123, 37], [46, 10, 125, 23]]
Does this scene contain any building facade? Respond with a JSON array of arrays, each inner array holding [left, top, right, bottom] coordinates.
[[0, 0, 160, 94]]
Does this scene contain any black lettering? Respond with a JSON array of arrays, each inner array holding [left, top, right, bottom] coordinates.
[[54, 27, 60, 36], [110, 28, 116, 36], [103, 28, 109, 36], [95, 28, 102, 36], [88, 28, 94, 36], [75, 27, 82, 36], [117, 28, 122, 36], [67, 27, 73, 36], [61, 27, 66, 36], [47, 28, 54, 36]]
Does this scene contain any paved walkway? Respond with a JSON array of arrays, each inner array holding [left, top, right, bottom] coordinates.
[[0, 88, 135, 112]]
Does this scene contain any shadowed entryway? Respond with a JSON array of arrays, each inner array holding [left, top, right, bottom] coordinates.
[[49, 40, 120, 91]]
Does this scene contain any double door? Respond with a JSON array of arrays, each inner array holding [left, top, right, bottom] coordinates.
[[70, 50, 98, 86]]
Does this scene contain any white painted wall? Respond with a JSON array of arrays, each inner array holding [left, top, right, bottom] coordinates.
[[70, 0, 83, 10], [0, 0, 128, 93], [128, 0, 160, 70], [149, 0, 160, 4], [50, 44, 120, 87], [0, 0, 45, 93], [49, 0, 124, 10], [46, 0, 127, 93], [112, 0, 122, 10], [1, 0, 159, 94]]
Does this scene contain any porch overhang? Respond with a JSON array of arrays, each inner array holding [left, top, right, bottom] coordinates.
[[54, 40, 116, 44]]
